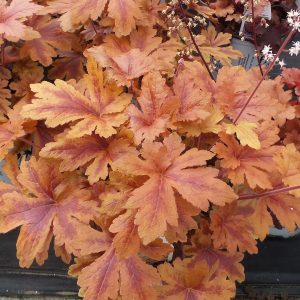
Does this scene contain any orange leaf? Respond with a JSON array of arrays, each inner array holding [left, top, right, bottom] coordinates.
[[109, 209, 141, 259], [184, 221, 245, 282], [274, 144, 300, 197], [22, 58, 131, 138], [76, 247, 160, 300], [165, 194, 199, 243], [210, 201, 258, 254], [128, 71, 177, 143], [0, 0, 41, 41], [158, 258, 235, 300], [140, 238, 173, 261], [108, 0, 142, 37], [197, 26, 242, 66], [213, 132, 280, 189], [87, 27, 183, 82], [173, 70, 210, 122], [0, 157, 109, 267], [215, 66, 281, 123], [248, 198, 273, 241], [40, 135, 137, 184], [20, 15, 72, 66], [42, 0, 107, 31], [115, 133, 237, 244]]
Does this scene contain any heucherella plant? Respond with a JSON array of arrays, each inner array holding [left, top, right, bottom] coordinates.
[[0, 0, 299, 299]]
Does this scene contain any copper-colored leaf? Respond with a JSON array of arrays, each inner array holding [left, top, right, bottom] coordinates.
[[184, 221, 245, 282], [0, 157, 109, 267], [20, 15, 72, 66], [210, 201, 258, 254], [0, 0, 41, 41], [213, 132, 280, 189], [115, 133, 237, 244], [274, 144, 300, 197], [22, 58, 131, 138], [42, 0, 107, 31], [76, 247, 160, 300], [128, 71, 177, 143], [41, 135, 136, 184], [158, 258, 235, 300], [108, 0, 142, 37]]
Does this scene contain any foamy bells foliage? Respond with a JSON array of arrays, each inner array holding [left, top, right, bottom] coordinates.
[[0, 1, 299, 300]]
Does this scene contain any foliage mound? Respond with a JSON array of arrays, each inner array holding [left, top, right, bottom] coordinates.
[[0, 0, 299, 299]]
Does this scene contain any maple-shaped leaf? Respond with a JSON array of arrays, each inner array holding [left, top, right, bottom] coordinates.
[[40, 134, 137, 184], [88, 47, 153, 86], [87, 25, 161, 59], [108, 0, 142, 37], [86, 27, 183, 84], [173, 70, 210, 122], [0, 0, 42, 42], [184, 220, 245, 282], [247, 198, 273, 242], [262, 76, 295, 127], [184, 61, 216, 96], [225, 121, 261, 150], [249, 188, 300, 241], [86, 30, 154, 86], [115, 133, 237, 244], [21, 58, 131, 138], [136, 0, 165, 27], [158, 258, 235, 300], [273, 144, 300, 197], [20, 15, 72, 66], [196, 26, 242, 66], [74, 247, 160, 300], [213, 131, 280, 189], [210, 201, 257, 254], [42, 0, 107, 32], [215, 66, 281, 123], [109, 209, 140, 259], [43, 0, 143, 36], [0, 157, 109, 267], [128, 71, 177, 143]]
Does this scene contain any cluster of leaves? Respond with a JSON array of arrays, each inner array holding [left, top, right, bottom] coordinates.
[[0, 0, 299, 299]]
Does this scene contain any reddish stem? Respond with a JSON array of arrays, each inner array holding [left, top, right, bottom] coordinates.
[[0, 38, 5, 66], [177, 0, 215, 81], [250, 0, 263, 76], [238, 185, 300, 200], [91, 21, 98, 36], [233, 28, 296, 124]]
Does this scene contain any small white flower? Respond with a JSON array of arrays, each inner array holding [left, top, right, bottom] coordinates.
[[287, 9, 300, 31], [262, 45, 271, 56], [262, 45, 275, 62], [289, 41, 300, 56], [278, 60, 286, 68]]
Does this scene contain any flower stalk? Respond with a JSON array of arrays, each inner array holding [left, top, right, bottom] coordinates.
[[238, 185, 300, 200], [234, 28, 297, 124]]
